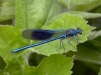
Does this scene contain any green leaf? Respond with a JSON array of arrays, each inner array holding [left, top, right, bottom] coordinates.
[[0, 70, 4, 75], [88, 30, 101, 40], [34, 54, 74, 75], [68, 11, 101, 19], [3, 54, 73, 75], [0, 0, 15, 21], [35, 14, 94, 55], [0, 55, 6, 70], [57, 0, 97, 7], [75, 36, 101, 65], [23, 64, 36, 75], [74, 0, 101, 11], [16, 0, 65, 29], [0, 25, 30, 75], [99, 68, 101, 75]]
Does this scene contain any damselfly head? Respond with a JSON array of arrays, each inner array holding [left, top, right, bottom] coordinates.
[[77, 27, 82, 34]]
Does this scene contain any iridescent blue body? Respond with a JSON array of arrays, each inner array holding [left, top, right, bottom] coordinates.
[[12, 27, 82, 53]]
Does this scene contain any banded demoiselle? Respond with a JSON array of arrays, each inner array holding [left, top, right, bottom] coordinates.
[[12, 27, 82, 53]]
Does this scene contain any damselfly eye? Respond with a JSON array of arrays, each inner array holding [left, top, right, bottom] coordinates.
[[77, 27, 82, 34]]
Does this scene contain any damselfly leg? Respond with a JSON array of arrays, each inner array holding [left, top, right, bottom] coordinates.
[[59, 39, 65, 52]]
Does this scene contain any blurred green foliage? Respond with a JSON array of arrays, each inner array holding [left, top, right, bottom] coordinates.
[[0, 0, 101, 75]]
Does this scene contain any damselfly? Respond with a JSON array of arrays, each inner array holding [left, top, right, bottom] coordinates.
[[12, 27, 82, 53]]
